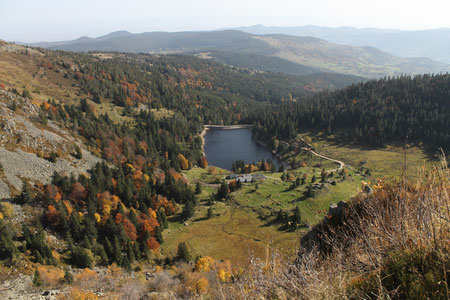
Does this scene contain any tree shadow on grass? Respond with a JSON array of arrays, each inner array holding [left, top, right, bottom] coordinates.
[[167, 213, 184, 223]]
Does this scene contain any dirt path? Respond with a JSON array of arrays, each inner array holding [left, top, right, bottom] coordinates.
[[264, 175, 281, 181], [198, 180, 220, 187], [302, 147, 345, 173]]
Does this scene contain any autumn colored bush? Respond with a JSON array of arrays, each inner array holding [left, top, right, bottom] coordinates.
[[208, 166, 217, 176], [60, 288, 98, 300], [36, 265, 64, 287], [0, 202, 14, 219]]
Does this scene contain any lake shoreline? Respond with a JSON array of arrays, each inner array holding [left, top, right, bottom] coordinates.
[[254, 138, 290, 170], [200, 125, 289, 170], [200, 125, 253, 156]]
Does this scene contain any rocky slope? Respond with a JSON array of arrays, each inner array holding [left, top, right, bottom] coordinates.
[[0, 89, 101, 198]]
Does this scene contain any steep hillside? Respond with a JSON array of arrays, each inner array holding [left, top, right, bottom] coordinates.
[[252, 74, 450, 151], [26, 30, 450, 78]]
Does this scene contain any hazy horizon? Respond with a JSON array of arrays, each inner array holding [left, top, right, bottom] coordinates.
[[1, 0, 450, 43]]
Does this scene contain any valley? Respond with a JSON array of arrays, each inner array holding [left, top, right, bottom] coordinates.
[[0, 36, 447, 299]]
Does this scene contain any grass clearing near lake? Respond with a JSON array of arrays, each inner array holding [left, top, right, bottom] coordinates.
[[168, 133, 420, 266], [162, 206, 299, 266], [296, 134, 434, 181], [166, 166, 365, 265]]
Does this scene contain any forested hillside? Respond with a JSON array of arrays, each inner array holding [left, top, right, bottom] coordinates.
[[0, 42, 448, 299], [0, 43, 364, 272], [252, 74, 450, 150]]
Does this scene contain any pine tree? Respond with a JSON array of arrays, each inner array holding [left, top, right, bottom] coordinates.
[[207, 207, 213, 219], [17, 181, 31, 204], [49, 152, 57, 163], [70, 246, 92, 268], [155, 226, 163, 244], [195, 181, 202, 195], [74, 144, 83, 159], [216, 182, 229, 200], [176, 242, 191, 262], [32, 268, 42, 287], [181, 200, 195, 221], [156, 208, 168, 229], [113, 236, 122, 264], [292, 207, 302, 230], [64, 270, 73, 284], [69, 212, 82, 242], [0, 222, 17, 259]]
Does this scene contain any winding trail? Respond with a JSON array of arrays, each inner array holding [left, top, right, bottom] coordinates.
[[296, 136, 345, 172], [302, 147, 345, 173]]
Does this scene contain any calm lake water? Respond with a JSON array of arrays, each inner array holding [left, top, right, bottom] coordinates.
[[203, 127, 285, 171]]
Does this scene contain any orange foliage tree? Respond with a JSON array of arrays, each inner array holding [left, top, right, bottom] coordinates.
[[123, 219, 137, 241], [146, 237, 160, 252], [45, 205, 60, 226], [199, 156, 208, 169], [70, 182, 87, 204]]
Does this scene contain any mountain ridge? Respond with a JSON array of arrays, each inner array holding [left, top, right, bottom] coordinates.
[[236, 24, 450, 63], [21, 29, 450, 78]]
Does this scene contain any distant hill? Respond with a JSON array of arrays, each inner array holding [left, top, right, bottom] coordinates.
[[194, 51, 323, 76], [26, 29, 450, 78], [236, 25, 450, 64]]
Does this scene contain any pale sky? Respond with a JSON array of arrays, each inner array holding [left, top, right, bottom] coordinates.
[[1, 0, 450, 42]]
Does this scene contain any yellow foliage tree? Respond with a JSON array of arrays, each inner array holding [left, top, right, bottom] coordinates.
[[195, 256, 215, 272], [178, 154, 189, 170], [94, 213, 101, 223], [102, 204, 111, 216], [217, 268, 232, 283]]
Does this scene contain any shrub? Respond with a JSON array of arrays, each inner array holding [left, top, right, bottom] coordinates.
[[49, 152, 57, 163], [350, 248, 449, 299], [0, 202, 14, 219]]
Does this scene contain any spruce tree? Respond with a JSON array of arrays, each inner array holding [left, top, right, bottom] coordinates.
[[155, 226, 163, 244], [292, 207, 302, 230], [176, 242, 191, 262], [17, 181, 31, 204], [195, 181, 202, 195], [32, 268, 42, 287], [207, 207, 213, 219], [181, 200, 195, 221], [64, 270, 73, 284]]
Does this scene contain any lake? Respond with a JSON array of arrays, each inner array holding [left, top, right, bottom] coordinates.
[[203, 127, 285, 171]]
